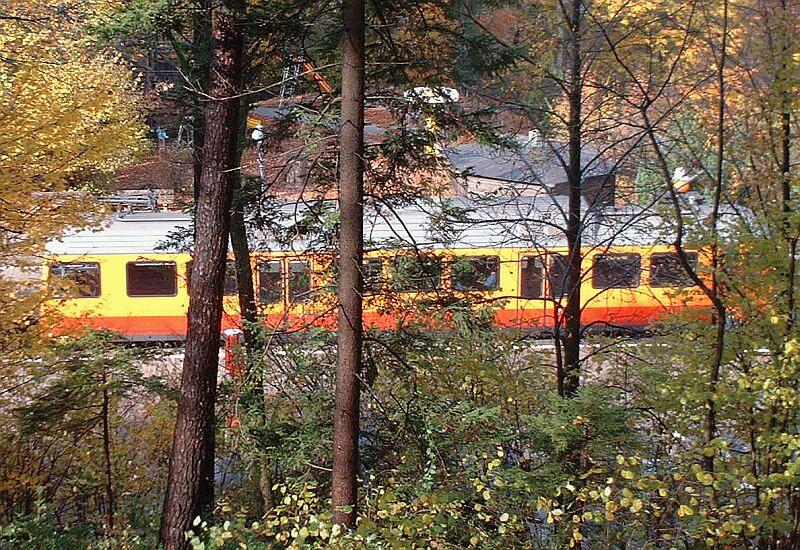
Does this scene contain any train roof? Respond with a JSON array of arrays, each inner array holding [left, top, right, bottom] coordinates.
[[45, 194, 748, 257]]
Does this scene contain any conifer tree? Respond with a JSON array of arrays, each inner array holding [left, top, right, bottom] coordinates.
[[160, 0, 244, 545], [331, 0, 366, 529]]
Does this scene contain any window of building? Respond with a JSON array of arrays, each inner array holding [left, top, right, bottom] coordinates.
[[288, 261, 311, 303], [126, 261, 177, 297], [258, 260, 282, 304], [452, 256, 500, 291], [186, 260, 238, 296], [49, 262, 101, 298], [391, 255, 442, 292], [650, 252, 698, 287], [548, 254, 569, 298], [520, 256, 545, 299], [592, 253, 641, 289]]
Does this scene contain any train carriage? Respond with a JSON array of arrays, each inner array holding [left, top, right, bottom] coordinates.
[[43, 197, 721, 341]]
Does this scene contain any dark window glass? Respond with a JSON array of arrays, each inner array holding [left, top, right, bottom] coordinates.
[[186, 259, 238, 296], [288, 261, 311, 303], [322, 256, 339, 293], [49, 262, 101, 298], [592, 254, 641, 289], [548, 254, 569, 298], [126, 261, 177, 296], [452, 256, 500, 291], [363, 258, 383, 293], [650, 252, 698, 287], [258, 260, 282, 304], [520, 256, 544, 299], [391, 255, 442, 292], [223, 260, 238, 296], [329, 258, 383, 294]]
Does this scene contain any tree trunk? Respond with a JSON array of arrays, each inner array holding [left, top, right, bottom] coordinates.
[[101, 366, 114, 533], [331, 0, 365, 529], [704, 0, 728, 474], [231, 185, 274, 514], [230, 108, 257, 347], [191, 0, 211, 206], [258, 453, 274, 513], [561, 0, 583, 399], [228, 101, 270, 511], [779, 0, 795, 335], [160, 0, 243, 546]]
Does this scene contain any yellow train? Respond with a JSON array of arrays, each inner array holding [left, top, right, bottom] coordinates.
[[43, 199, 711, 340]]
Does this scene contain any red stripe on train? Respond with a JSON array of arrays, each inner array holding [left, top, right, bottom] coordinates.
[[48, 303, 692, 339]]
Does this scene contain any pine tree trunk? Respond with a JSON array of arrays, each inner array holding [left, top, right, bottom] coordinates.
[[561, 0, 583, 399], [258, 453, 274, 513], [191, 0, 211, 205], [331, 0, 365, 529], [160, 0, 243, 546], [228, 105, 268, 510], [230, 143, 257, 345]]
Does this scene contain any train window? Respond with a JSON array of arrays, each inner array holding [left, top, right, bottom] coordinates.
[[363, 258, 383, 293], [650, 252, 698, 287], [391, 255, 442, 292], [186, 260, 238, 296], [329, 258, 383, 293], [49, 262, 101, 298], [289, 261, 311, 303], [452, 256, 500, 291], [592, 254, 641, 289], [126, 261, 177, 297], [223, 261, 239, 296], [258, 260, 282, 304], [548, 254, 569, 298], [520, 256, 544, 299]]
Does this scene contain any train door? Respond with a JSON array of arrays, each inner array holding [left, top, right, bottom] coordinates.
[[546, 253, 569, 331], [517, 252, 572, 332], [221, 259, 242, 330], [257, 257, 284, 328], [185, 257, 240, 332], [517, 254, 548, 330], [285, 258, 313, 329]]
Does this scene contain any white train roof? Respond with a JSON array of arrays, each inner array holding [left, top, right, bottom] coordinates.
[[46, 213, 193, 256], [45, 194, 748, 256]]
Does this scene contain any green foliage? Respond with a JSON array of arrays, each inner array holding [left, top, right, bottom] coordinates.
[[93, 0, 184, 45], [16, 331, 164, 435], [0, 494, 93, 550], [0, 331, 173, 541], [214, 301, 636, 546]]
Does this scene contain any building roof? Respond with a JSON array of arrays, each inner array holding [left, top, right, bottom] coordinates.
[[446, 135, 614, 186]]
